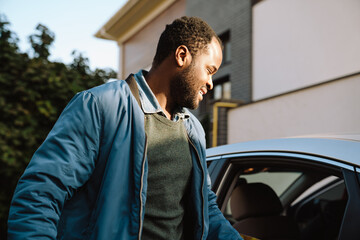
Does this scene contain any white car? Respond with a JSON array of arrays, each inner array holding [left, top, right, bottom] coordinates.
[[206, 134, 360, 240]]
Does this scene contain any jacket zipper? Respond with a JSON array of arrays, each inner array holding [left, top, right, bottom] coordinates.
[[138, 134, 148, 240], [186, 134, 205, 240]]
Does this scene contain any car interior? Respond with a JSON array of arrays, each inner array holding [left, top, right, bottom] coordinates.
[[213, 157, 347, 240]]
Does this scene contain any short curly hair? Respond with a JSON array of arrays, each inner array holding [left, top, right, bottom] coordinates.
[[152, 16, 221, 68]]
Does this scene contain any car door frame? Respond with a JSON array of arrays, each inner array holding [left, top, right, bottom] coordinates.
[[207, 151, 360, 239]]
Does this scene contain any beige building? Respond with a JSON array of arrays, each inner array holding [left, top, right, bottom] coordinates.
[[228, 0, 360, 143], [96, 0, 360, 145]]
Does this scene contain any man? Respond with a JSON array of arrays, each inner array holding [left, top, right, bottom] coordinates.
[[8, 16, 242, 239]]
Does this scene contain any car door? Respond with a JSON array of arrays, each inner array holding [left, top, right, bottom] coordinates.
[[207, 151, 360, 240]]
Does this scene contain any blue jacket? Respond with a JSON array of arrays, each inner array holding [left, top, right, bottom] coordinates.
[[8, 73, 242, 240]]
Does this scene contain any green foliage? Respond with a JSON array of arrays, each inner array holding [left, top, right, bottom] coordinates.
[[29, 24, 55, 60], [0, 14, 117, 238]]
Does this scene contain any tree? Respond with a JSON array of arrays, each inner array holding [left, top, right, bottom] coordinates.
[[29, 24, 55, 60], [0, 15, 116, 238]]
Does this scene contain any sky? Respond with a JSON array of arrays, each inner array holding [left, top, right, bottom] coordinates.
[[1, 0, 128, 70]]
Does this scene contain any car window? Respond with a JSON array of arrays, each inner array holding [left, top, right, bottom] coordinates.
[[293, 180, 346, 239], [241, 171, 302, 196], [291, 175, 340, 206], [221, 164, 346, 240], [223, 171, 301, 216]]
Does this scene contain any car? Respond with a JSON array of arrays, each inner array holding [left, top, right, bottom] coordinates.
[[206, 134, 360, 240]]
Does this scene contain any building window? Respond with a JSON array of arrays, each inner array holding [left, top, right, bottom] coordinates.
[[212, 76, 231, 101], [219, 31, 231, 63]]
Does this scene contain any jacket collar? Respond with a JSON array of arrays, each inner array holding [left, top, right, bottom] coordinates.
[[133, 70, 190, 121]]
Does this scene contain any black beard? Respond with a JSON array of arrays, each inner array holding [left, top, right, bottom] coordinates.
[[170, 65, 199, 109]]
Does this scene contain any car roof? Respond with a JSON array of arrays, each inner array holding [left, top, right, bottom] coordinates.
[[206, 134, 360, 167]]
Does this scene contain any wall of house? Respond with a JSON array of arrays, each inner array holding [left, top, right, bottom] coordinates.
[[228, 73, 360, 143], [120, 0, 185, 78], [186, 0, 252, 146], [186, 0, 252, 104], [252, 0, 360, 101]]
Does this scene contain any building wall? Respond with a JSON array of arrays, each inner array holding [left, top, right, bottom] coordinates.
[[228, 73, 360, 143], [228, 0, 360, 144], [120, 0, 185, 78], [186, 0, 252, 103], [186, 0, 252, 146], [253, 0, 360, 101]]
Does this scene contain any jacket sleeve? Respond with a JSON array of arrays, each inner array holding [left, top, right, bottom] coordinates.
[[206, 175, 243, 240], [8, 91, 102, 239]]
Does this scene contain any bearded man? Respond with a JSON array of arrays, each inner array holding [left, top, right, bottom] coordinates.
[[8, 16, 243, 240]]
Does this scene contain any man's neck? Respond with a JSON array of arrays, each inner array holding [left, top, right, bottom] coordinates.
[[145, 66, 175, 119]]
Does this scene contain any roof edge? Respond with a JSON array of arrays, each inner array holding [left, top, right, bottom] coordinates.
[[95, 0, 176, 43]]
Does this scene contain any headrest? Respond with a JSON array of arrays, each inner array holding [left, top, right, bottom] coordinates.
[[230, 182, 283, 220]]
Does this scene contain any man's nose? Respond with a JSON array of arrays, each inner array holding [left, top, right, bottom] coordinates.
[[207, 76, 213, 90]]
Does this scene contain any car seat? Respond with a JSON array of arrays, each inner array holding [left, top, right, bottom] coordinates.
[[230, 182, 300, 240]]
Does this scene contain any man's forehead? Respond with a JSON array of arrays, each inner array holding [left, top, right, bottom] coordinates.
[[206, 38, 222, 57]]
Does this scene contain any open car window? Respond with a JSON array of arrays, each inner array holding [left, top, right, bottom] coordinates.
[[214, 157, 348, 240], [224, 170, 302, 216], [239, 171, 302, 197]]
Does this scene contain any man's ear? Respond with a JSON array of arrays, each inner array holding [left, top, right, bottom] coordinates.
[[175, 45, 192, 68]]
